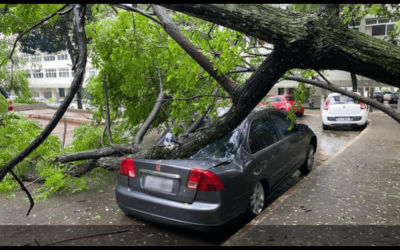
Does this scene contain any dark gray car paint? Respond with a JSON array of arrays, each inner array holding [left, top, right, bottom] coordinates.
[[115, 108, 317, 231]]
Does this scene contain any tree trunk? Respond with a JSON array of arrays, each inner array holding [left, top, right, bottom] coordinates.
[[351, 73, 357, 92]]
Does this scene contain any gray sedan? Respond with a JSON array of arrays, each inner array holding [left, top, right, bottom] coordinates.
[[115, 108, 317, 231]]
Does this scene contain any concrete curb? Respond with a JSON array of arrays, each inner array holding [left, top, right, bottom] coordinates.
[[47, 106, 94, 113], [222, 119, 373, 246], [24, 113, 103, 125], [13, 103, 47, 111]]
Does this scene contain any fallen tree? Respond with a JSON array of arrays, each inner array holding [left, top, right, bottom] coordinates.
[[2, 4, 400, 207]]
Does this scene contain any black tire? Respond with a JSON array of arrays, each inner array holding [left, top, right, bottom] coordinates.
[[280, 109, 287, 115], [246, 181, 266, 217], [359, 122, 367, 130], [299, 144, 315, 176], [322, 123, 329, 130], [298, 113, 304, 117]]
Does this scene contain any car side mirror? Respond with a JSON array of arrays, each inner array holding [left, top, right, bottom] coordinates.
[[298, 124, 308, 131]]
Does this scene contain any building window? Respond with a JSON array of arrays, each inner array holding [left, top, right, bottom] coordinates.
[[57, 54, 68, 60], [45, 69, 57, 78], [26, 70, 31, 78], [87, 68, 98, 77], [44, 55, 56, 61], [288, 88, 295, 95], [23, 56, 30, 63], [31, 55, 42, 63], [365, 18, 399, 37], [32, 70, 43, 78], [59, 88, 65, 97], [58, 68, 70, 78], [348, 20, 360, 31], [278, 88, 285, 95]]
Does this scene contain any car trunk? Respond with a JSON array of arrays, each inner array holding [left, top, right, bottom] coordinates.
[[328, 103, 361, 115], [128, 158, 224, 204]]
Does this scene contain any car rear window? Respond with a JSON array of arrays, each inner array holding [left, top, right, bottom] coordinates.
[[329, 95, 360, 105], [285, 96, 295, 101], [190, 127, 244, 161], [0, 86, 9, 99]]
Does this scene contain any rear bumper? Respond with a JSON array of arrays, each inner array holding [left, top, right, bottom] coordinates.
[[322, 110, 368, 126], [115, 184, 245, 232]]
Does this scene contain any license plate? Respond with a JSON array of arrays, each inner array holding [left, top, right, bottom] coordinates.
[[336, 118, 351, 121], [144, 175, 173, 192]]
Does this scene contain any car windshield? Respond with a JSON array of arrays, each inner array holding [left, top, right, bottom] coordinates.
[[285, 96, 295, 101], [190, 128, 244, 161], [393, 93, 398, 97], [329, 95, 360, 105]]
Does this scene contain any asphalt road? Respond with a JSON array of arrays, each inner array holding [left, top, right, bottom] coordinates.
[[0, 112, 362, 246]]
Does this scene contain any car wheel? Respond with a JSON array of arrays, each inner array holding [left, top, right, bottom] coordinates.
[[299, 144, 315, 176], [322, 123, 329, 130], [280, 109, 287, 115], [359, 122, 367, 130], [298, 113, 304, 117], [247, 181, 266, 217]]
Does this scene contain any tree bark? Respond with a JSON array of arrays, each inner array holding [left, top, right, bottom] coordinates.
[[158, 4, 400, 89], [103, 74, 113, 145], [351, 73, 358, 92]]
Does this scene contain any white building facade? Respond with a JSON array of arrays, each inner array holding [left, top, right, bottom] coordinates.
[[22, 51, 98, 100]]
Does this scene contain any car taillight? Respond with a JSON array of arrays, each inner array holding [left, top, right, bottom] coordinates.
[[388, 97, 391, 100], [360, 102, 366, 110], [186, 168, 225, 191], [8, 99, 13, 111], [119, 158, 136, 178], [379, 95, 383, 98], [123, 106, 126, 109], [323, 99, 329, 110]]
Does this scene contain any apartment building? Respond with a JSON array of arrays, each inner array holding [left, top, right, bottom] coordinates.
[[22, 51, 98, 100]]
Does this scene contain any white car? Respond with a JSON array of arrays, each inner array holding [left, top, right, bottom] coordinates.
[[322, 92, 368, 130], [382, 90, 393, 101], [32, 97, 50, 105]]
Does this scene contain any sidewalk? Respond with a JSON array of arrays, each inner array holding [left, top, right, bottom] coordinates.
[[224, 115, 400, 246], [18, 108, 97, 125]]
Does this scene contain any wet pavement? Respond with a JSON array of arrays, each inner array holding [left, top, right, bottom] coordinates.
[[224, 114, 400, 246], [0, 109, 366, 246]]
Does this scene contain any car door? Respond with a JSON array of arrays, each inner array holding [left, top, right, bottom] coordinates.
[[267, 111, 307, 175], [247, 115, 288, 189]]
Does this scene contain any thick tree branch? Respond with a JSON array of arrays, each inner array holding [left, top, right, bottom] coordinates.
[[158, 4, 400, 89], [112, 4, 162, 26], [133, 68, 165, 145], [152, 5, 238, 96], [285, 75, 400, 124], [10, 170, 34, 216], [0, 4, 87, 183], [103, 74, 113, 145], [158, 94, 231, 102]]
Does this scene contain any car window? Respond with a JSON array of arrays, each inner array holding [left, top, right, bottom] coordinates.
[[267, 98, 275, 103], [329, 95, 360, 105], [190, 127, 244, 161], [248, 117, 278, 154], [285, 96, 295, 101], [268, 111, 297, 138], [275, 97, 282, 102]]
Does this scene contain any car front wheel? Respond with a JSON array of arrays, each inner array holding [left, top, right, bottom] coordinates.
[[299, 144, 315, 175], [248, 181, 266, 217], [280, 109, 287, 115]]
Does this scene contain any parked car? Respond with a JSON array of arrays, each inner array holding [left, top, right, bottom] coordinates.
[[8, 95, 18, 101], [49, 99, 78, 109], [374, 91, 384, 103], [322, 92, 368, 130], [388, 93, 398, 104], [266, 95, 304, 117], [382, 90, 393, 101], [116, 108, 317, 231], [32, 97, 50, 105], [0, 86, 13, 112]]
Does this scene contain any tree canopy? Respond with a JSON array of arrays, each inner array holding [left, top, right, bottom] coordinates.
[[1, 4, 400, 210]]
